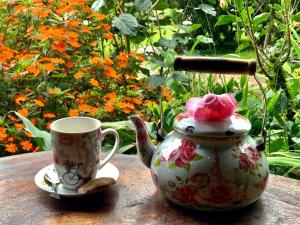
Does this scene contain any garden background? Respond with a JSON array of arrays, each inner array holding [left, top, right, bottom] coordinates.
[[1, 0, 300, 179]]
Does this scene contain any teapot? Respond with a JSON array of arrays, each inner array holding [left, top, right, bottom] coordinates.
[[130, 56, 269, 211]]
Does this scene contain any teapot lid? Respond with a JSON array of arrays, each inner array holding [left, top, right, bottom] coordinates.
[[173, 113, 251, 138]]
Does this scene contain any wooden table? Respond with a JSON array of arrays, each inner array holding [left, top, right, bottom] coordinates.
[[1, 151, 300, 225]]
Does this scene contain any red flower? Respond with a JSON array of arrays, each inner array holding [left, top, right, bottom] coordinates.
[[191, 172, 210, 188], [166, 139, 196, 167], [203, 182, 237, 206], [176, 139, 196, 166], [239, 153, 255, 169], [172, 185, 198, 204], [186, 93, 237, 121], [245, 146, 260, 161]]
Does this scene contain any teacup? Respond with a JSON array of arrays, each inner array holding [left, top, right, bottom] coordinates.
[[50, 116, 119, 190]]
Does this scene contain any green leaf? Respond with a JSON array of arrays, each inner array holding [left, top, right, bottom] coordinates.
[[184, 163, 190, 171], [215, 15, 236, 27], [267, 91, 281, 113], [292, 137, 300, 144], [154, 159, 161, 167], [172, 72, 191, 83], [275, 90, 288, 114], [118, 143, 136, 154], [241, 7, 254, 24], [252, 13, 270, 26], [102, 120, 154, 132], [155, 0, 169, 10], [194, 154, 204, 161], [14, 112, 51, 151], [112, 13, 138, 36], [167, 162, 177, 169], [158, 38, 177, 49], [147, 75, 168, 87], [268, 157, 300, 167], [232, 0, 243, 10], [189, 35, 214, 55], [135, 0, 152, 12], [236, 42, 250, 52], [197, 4, 216, 16]]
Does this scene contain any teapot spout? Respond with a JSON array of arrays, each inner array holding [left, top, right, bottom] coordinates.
[[129, 115, 156, 168]]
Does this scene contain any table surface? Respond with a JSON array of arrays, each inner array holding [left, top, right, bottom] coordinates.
[[1, 151, 300, 225]]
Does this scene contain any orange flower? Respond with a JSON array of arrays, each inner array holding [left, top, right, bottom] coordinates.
[[46, 122, 51, 130], [117, 101, 135, 114], [26, 63, 40, 76], [103, 58, 114, 66], [15, 123, 24, 130], [88, 107, 98, 116], [20, 140, 33, 151], [103, 67, 119, 79], [89, 78, 100, 87], [102, 23, 110, 31], [14, 93, 27, 105], [68, 109, 79, 117], [66, 21, 80, 27], [40, 58, 65, 64], [65, 61, 74, 68], [34, 99, 45, 107], [7, 136, 15, 142], [79, 104, 92, 112], [104, 104, 114, 112], [17, 108, 29, 117], [52, 40, 67, 52], [7, 115, 17, 121], [127, 84, 140, 90], [118, 61, 128, 68], [117, 52, 128, 61], [89, 13, 106, 20], [43, 63, 55, 71], [74, 71, 84, 79], [130, 97, 143, 105], [104, 32, 114, 40], [65, 92, 75, 99], [89, 56, 101, 65], [43, 112, 56, 119], [0, 127, 7, 142], [48, 89, 57, 95], [162, 88, 172, 101], [24, 131, 32, 138], [136, 53, 144, 61], [145, 100, 157, 105], [5, 143, 17, 153], [103, 92, 116, 100]]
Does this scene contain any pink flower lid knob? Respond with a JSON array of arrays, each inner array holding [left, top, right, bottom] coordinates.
[[174, 93, 251, 137]]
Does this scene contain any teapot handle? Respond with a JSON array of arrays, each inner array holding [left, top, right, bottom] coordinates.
[[173, 56, 267, 151], [174, 56, 257, 76]]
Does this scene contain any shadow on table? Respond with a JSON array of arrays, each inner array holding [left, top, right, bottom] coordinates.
[[39, 186, 119, 212], [169, 200, 266, 225], [137, 191, 267, 225]]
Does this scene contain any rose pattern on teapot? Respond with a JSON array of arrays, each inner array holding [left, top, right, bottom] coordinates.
[[150, 136, 268, 210]]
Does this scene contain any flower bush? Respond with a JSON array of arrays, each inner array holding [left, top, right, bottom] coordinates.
[[0, 0, 163, 156]]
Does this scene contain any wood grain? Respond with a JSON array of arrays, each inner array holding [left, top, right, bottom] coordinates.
[[1, 151, 300, 225]]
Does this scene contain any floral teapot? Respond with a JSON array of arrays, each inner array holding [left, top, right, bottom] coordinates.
[[130, 56, 269, 211]]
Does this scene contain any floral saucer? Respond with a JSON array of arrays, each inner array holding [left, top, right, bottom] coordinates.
[[34, 162, 119, 198]]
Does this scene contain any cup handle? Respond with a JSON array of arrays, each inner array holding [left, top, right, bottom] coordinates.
[[99, 128, 120, 169]]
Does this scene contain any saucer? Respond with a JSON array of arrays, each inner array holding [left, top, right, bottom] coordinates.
[[34, 162, 119, 198]]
